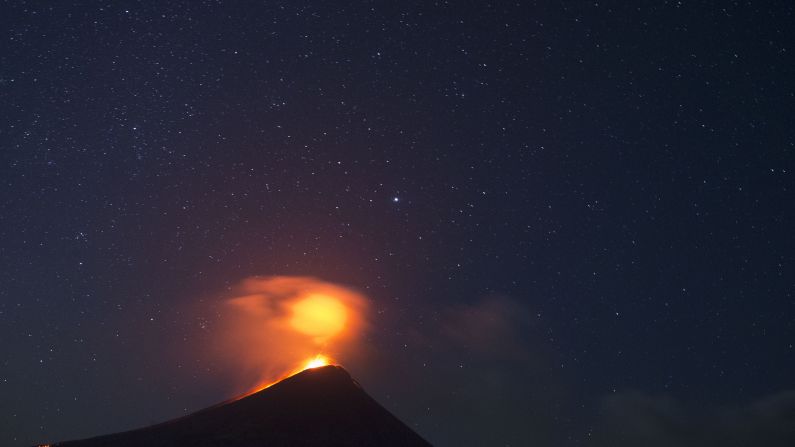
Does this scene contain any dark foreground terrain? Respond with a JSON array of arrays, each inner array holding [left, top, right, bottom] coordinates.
[[48, 365, 431, 447]]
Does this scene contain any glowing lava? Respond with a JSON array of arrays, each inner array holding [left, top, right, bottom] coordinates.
[[237, 354, 335, 399], [289, 294, 348, 341], [303, 354, 331, 370], [216, 276, 369, 400]]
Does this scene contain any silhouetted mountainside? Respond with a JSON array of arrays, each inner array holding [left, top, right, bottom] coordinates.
[[50, 365, 431, 447]]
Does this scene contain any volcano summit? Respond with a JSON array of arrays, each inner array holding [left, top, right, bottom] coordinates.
[[45, 365, 431, 447]]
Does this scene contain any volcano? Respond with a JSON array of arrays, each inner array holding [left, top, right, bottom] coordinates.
[[48, 365, 431, 446]]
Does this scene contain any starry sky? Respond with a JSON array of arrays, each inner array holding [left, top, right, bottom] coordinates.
[[1, 1, 794, 446]]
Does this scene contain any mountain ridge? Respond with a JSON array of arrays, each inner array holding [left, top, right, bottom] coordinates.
[[46, 365, 431, 447]]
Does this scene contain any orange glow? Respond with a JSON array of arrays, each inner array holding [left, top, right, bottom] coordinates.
[[303, 354, 331, 369], [212, 276, 369, 397], [290, 294, 347, 341], [238, 354, 335, 398]]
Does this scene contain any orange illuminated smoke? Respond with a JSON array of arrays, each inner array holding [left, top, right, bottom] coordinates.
[[290, 294, 348, 342], [214, 276, 369, 396]]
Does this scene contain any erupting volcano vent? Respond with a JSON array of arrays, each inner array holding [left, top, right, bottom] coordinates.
[[37, 277, 427, 446], [215, 276, 370, 394], [303, 354, 331, 369]]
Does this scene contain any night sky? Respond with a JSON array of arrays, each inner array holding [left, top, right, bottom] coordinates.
[[2, 2, 794, 446]]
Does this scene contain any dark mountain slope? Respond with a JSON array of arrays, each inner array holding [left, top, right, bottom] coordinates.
[[51, 365, 431, 447]]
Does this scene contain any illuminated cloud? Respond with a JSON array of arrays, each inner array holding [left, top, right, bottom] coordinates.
[[211, 276, 369, 393]]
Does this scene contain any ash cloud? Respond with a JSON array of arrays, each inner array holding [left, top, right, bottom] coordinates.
[[594, 390, 795, 446], [367, 296, 571, 447], [364, 295, 795, 447], [209, 276, 370, 392]]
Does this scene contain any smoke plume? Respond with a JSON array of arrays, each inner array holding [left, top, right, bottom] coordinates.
[[211, 276, 369, 392]]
